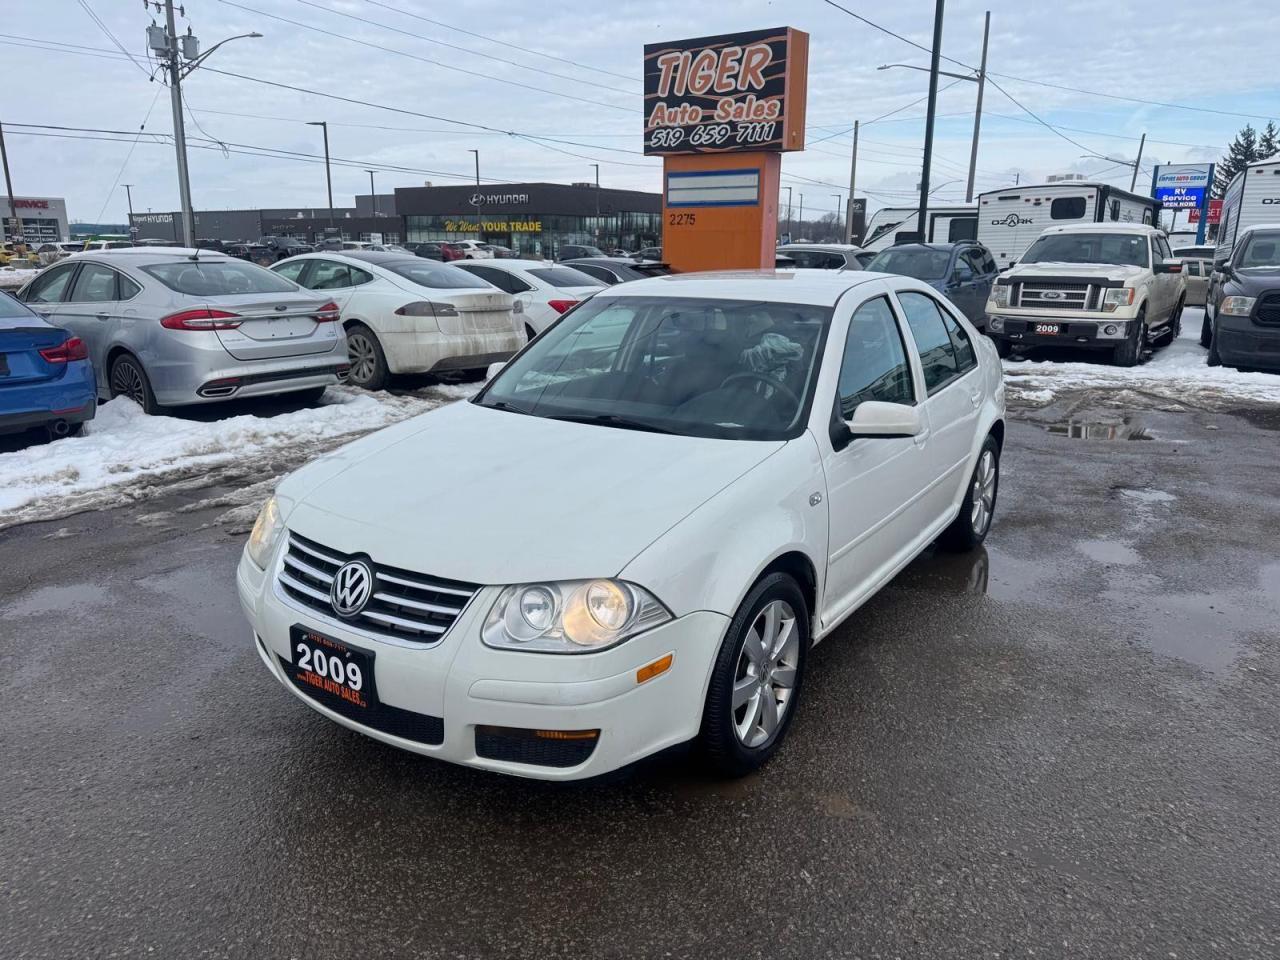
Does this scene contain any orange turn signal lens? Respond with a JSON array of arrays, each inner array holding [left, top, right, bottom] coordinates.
[[636, 653, 674, 685], [534, 729, 599, 741]]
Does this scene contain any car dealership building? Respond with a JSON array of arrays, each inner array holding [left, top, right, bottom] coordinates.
[[129, 182, 662, 257]]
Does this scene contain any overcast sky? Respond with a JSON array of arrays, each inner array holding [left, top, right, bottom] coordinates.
[[5, 0, 1279, 224]]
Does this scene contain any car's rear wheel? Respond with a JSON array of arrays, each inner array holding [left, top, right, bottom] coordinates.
[[1207, 323, 1223, 367], [1161, 297, 1184, 344], [941, 435, 1000, 551], [1200, 312, 1213, 348], [109, 353, 159, 414], [345, 324, 389, 391], [1113, 311, 1147, 367], [700, 572, 809, 778]]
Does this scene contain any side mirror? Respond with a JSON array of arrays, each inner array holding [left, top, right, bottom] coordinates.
[[486, 361, 507, 381], [845, 401, 923, 439], [1155, 257, 1183, 274], [951, 266, 975, 285]]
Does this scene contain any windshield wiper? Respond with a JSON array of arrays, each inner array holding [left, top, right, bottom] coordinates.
[[480, 399, 535, 416], [547, 412, 675, 434]]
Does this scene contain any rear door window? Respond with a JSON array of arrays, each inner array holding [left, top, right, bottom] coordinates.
[[272, 260, 309, 284], [305, 260, 353, 290], [68, 262, 120, 302], [897, 290, 960, 394]]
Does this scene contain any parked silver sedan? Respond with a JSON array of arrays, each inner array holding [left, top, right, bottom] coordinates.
[[16, 248, 349, 413]]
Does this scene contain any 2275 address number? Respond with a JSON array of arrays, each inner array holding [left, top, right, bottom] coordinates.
[[668, 213, 696, 226]]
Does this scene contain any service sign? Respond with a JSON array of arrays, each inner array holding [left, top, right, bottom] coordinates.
[[643, 27, 808, 155], [1152, 163, 1212, 210]]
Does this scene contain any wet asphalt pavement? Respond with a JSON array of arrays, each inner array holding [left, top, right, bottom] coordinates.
[[3, 397, 1279, 959]]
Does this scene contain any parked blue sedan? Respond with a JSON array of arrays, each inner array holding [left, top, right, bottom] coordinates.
[[0, 292, 96, 439]]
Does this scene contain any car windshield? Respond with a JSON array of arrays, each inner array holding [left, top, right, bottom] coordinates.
[[476, 295, 830, 441], [866, 248, 951, 279], [1022, 233, 1149, 267], [1237, 232, 1280, 268], [141, 259, 298, 295], [385, 260, 492, 288], [528, 266, 604, 289]]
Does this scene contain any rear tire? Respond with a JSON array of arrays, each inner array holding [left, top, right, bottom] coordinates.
[[1200, 313, 1213, 348], [699, 572, 809, 778], [1162, 297, 1184, 344], [1207, 323, 1223, 367], [345, 324, 389, 391], [941, 435, 1000, 552], [993, 337, 1013, 358], [109, 353, 160, 414], [1112, 311, 1147, 367]]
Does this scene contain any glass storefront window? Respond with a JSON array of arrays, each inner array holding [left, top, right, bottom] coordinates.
[[406, 212, 659, 259]]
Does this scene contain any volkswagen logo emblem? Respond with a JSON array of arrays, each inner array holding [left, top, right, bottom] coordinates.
[[330, 559, 374, 618], [469, 192, 484, 206], [1042, 291, 1064, 300]]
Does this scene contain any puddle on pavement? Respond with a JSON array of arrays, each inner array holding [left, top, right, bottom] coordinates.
[[1075, 538, 1141, 566], [3, 582, 107, 618], [1043, 417, 1153, 441], [1225, 406, 1280, 431]]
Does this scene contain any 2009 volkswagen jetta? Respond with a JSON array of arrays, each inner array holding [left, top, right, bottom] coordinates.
[[237, 270, 1005, 780]]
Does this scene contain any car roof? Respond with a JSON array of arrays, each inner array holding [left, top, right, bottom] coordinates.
[[600, 269, 895, 306], [1042, 222, 1161, 235], [453, 258, 552, 270], [69, 247, 234, 261], [875, 242, 966, 253], [562, 257, 644, 266], [776, 243, 865, 253], [312, 251, 433, 266], [1238, 222, 1280, 236]]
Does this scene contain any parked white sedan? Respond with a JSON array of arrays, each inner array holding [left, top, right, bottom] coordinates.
[[271, 251, 524, 389], [450, 260, 604, 338], [238, 270, 1005, 780]]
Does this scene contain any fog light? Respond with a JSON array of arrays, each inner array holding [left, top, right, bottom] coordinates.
[[1104, 324, 1118, 335], [988, 317, 1005, 332]]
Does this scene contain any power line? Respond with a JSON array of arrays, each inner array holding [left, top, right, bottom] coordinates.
[[285, 0, 637, 98], [74, 0, 155, 79], [819, 0, 971, 71], [984, 76, 1101, 156], [92, 88, 166, 225], [363, 0, 637, 84], [214, 0, 631, 115]]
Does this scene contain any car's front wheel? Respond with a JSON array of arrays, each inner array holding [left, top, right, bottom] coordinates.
[[1113, 310, 1147, 367], [345, 324, 389, 390], [1200, 312, 1213, 348], [700, 572, 809, 777]]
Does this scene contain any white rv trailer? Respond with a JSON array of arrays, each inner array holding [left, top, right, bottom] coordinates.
[[1213, 158, 1280, 264], [977, 182, 1160, 268], [858, 205, 978, 252]]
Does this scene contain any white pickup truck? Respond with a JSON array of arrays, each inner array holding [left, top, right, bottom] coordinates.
[[984, 223, 1187, 366]]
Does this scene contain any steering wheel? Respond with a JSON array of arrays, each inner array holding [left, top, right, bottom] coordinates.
[[719, 370, 800, 407]]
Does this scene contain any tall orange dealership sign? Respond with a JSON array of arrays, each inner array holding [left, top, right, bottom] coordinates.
[[643, 27, 809, 273]]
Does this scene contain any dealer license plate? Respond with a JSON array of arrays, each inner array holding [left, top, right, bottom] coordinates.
[[1034, 323, 1061, 335], [289, 626, 377, 712]]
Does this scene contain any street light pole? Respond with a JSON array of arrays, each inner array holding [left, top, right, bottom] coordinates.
[[846, 119, 859, 244], [1130, 133, 1146, 192], [783, 185, 792, 238], [917, 0, 947, 242], [798, 194, 804, 234], [123, 183, 137, 240], [831, 194, 843, 239], [307, 121, 334, 228], [162, 0, 195, 246], [592, 163, 600, 245], [0, 122, 20, 249], [364, 169, 377, 216], [965, 11, 990, 204], [468, 149, 480, 233]]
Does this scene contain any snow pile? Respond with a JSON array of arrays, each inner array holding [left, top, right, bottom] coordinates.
[[0, 268, 39, 289], [1002, 309, 1280, 408], [0, 384, 478, 528]]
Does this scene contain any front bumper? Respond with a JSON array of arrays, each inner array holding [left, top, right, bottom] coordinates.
[[988, 314, 1132, 349], [237, 549, 728, 780], [1214, 314, 1280, 369]]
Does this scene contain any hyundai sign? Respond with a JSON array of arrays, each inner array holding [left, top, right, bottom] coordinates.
[[1152, 163, 1211, 210]]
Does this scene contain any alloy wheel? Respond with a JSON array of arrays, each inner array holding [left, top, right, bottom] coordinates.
[[731, 599, 800, 748], [111, 360, 146, 405], [347, 333, 377, 385], [970, 448, 997, 535]]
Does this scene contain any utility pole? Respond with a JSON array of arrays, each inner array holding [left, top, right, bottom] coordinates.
[[0, 121, 21, 251], [831, 194, 842, 240], [592, 163, 600, 245], [846, 119, 859, 244], [918, 0, 946, 242], [783, 185, 792, 239], [364, 170, 377, 216], [798, 194, 804, 235], [123, 183, 137, 240], [469, 148, 480, 233], [162, 0, 195, 246], [965, 11, 990, 204], [306, 122, 334, 227], [1130, 133, 1146, 192]]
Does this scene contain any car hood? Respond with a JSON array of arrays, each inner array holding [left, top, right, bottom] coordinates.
[[278, 400, 784, 585], [1226, 267, 1280, 295], [1007, 262, 1148, 283]]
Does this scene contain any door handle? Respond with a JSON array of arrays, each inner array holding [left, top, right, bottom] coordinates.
[[969, 390, 982, 408], [95, 313, 110, 321]]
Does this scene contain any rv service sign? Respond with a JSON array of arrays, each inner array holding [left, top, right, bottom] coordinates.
[[643, 27, 808, 156]]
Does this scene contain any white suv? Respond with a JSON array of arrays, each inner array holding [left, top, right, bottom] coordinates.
[[985, 223, 1187, 365]]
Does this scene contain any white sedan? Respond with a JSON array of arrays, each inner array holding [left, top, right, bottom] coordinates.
[[271, 251, 525, 390], [449, 259, 604, 337], [238, 270, 1005, 780]]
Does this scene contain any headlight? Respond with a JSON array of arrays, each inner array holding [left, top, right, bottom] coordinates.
[[246, 496, 284, 569], [482, 579, 671, 653], [1102, 288, 1136, 312], [1220, 296, 1256, 317], [989, 285, 1010, 308]]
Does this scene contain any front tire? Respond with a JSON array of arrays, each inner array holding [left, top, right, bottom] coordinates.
[[1200, 312, 1213, 348], [1207, 323, 1223, 367], [992, 337, 1013, 358], [109, 353, 160, 414], [699, 573, 809, 778], [345, 324, 389, 391], [1113, 311, 1147, 367], [941, 435, 1000, 551]]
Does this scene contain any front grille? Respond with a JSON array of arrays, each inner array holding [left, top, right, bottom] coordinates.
[[1017, 282, 1095, 311], [278, 531, 480, 644], [1255, 292, 1280, 325], [475, 726, 599, 768], [276, 655, 444, 744]]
